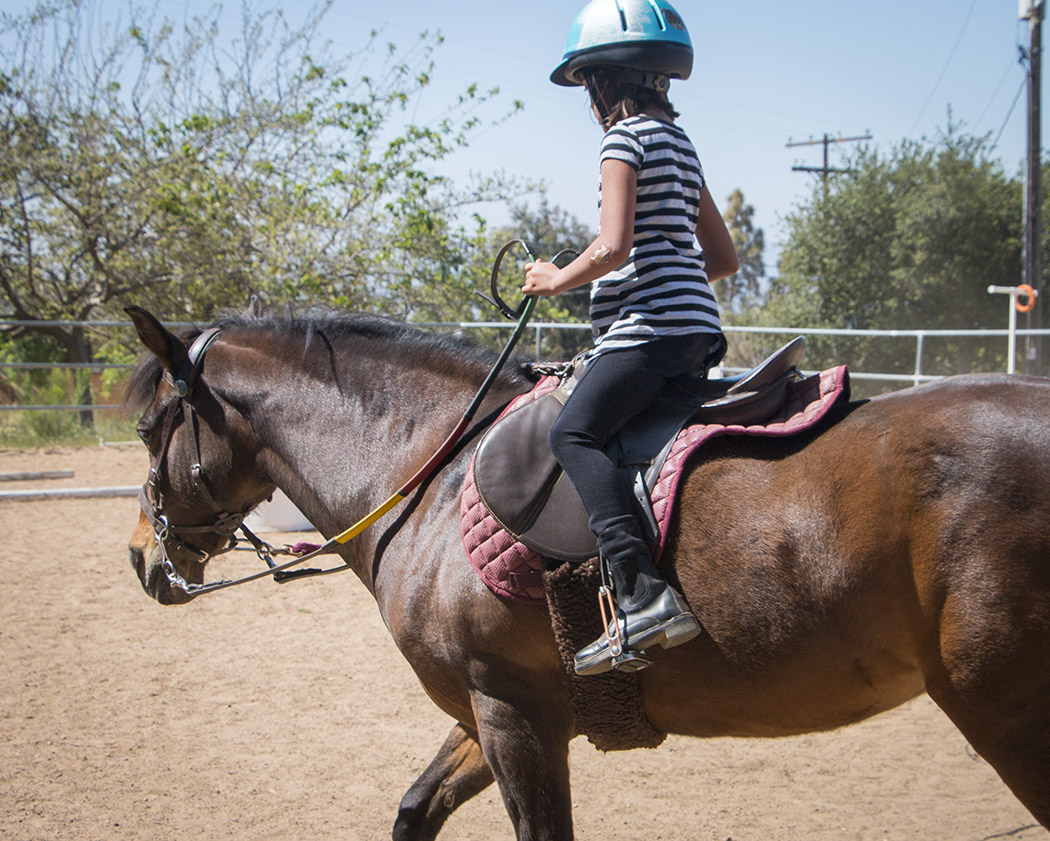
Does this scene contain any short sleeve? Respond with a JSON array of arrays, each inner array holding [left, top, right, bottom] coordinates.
[[600, 124, 643, 171]]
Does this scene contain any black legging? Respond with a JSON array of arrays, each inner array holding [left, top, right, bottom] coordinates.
[[548, 332, 718, 568]]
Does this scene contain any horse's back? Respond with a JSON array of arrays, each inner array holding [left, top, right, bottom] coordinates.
[[646, 373, 1050, 739]]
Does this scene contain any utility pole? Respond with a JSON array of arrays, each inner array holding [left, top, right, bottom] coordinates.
[[1021, 0, 1044, 374], [787, 133, 873, 190]]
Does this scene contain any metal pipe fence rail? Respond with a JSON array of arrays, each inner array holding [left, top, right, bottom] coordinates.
[[2, 319, 1050, 412]]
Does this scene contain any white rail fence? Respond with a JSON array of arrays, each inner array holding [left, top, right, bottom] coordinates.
[[2, 319, 1050, 413]]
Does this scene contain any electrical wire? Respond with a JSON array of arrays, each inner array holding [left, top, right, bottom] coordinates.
[[976, 53, 1024, 130], [909, 0, 980, 135], [990, 76, 1027, 152]]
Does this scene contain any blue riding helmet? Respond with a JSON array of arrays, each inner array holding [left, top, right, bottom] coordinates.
[[550, 0, 693, 88]]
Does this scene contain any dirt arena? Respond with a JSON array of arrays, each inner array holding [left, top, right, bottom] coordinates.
[[1, 444, 1048, 841]]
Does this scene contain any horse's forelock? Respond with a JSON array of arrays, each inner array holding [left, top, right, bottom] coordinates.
[[123, 355, 164, 414]]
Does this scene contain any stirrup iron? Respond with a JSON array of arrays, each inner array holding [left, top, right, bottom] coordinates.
[[597, 555, 652, 673]]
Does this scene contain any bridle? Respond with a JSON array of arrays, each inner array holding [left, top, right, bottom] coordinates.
[[137, 240, 573, 598], [137, 327, 321, 597]]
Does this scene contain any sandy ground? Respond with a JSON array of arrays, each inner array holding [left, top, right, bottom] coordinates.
[[1, 444, 1048, 841]]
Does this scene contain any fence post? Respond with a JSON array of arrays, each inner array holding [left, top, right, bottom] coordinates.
[[913, 333, 925, 387], [988, 284, 1038, 374]]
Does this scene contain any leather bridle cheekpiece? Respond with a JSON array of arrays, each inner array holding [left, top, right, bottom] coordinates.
[[138, 328, 259, 592]]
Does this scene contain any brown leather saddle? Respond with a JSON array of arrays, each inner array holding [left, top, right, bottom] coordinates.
[[472, 337, 807, 562]]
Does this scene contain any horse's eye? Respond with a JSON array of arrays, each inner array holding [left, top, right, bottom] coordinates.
[[136, 425, 151, 443]]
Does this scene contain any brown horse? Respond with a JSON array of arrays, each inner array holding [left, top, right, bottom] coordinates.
[[124, 305, 1050, 841]]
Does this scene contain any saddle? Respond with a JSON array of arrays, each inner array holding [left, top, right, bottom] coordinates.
[[471, 337, 808, 563]]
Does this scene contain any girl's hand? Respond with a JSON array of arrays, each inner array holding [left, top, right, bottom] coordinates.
[[522, 261, 563, 297]]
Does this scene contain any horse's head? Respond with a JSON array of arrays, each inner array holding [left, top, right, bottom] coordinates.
[[125, 306, 276, 605]]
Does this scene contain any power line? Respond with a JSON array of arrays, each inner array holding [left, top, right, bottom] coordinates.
[[976, 47, 1025, 130], [910, 0, 980, 134], [991, 76, 1027, 152]]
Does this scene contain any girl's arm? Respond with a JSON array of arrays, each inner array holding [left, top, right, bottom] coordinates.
[[522, 158, 636, 296], [695, 186, 739, 282]]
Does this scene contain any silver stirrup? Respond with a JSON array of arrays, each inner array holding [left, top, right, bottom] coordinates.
[[597, 557, 652, 673]]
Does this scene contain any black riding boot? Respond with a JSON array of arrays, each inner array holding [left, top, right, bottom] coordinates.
[[573, 529, 700, 676]]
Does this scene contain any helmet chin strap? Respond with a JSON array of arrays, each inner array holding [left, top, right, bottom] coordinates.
[[620, 69, 670, 93]]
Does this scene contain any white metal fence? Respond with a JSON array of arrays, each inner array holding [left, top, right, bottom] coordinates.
[[2, 319, 1050, 413]]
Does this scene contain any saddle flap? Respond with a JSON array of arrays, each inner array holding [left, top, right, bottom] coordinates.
[[473, 392, 565, 537], [516, 473, 596, 561]]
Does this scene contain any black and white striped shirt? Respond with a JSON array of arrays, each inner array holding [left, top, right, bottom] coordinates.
[[591, 116, 722, 350]]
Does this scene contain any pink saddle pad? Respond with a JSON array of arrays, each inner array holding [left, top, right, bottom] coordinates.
[[460, 365, 851, 605]]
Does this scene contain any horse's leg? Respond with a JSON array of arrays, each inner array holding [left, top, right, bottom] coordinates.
[[393, 723, 495, 841], [928, 675, 1050, 829], [472, 689, 574, 841], [923, 560, 1050, 828]]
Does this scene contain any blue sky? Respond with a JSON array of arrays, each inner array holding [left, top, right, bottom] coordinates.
[[2, 0, 1039, 276], [322, 0, 1038, 276]]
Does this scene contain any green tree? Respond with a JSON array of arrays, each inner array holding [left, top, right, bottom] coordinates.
[[445, 198, 592, 361], [0, 0, 525, 422], [719, 188, 765, 317], [764, 126, 1022, 381]]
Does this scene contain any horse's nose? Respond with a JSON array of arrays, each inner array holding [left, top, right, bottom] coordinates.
[[127, 511, 193, 605], [127, 541, 195, 606], [128, 510, 152, 586], [128, 544, 146, 582], [130, 510, 153, 554]]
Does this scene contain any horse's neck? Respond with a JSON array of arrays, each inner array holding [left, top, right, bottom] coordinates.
[[230, 336, 522, 577]]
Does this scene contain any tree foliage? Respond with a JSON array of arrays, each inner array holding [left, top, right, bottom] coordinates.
[[719, 188, 764, 317], [0, 0, 527, 367], [762, 126, 1024, 378]]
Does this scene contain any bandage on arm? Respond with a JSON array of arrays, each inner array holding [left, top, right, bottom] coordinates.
[[590, 243, 613, 266]]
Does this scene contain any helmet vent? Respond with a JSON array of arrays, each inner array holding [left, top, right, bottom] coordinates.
[[616, 1, 629, 31], [662, 6, 686, 31], [646, 0, 668, 31]]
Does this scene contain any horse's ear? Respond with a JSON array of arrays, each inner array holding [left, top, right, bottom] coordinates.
[[247, 294, 264, 319], [125, 305, 188, 376]]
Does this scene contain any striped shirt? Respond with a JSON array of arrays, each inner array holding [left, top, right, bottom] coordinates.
[[591, 116, 722, 350]]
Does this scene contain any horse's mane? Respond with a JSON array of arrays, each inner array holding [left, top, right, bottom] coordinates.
[[124, 309, 528, 413]]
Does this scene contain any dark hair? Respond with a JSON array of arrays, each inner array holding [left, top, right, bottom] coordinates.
[[580, 66, 680, 131]]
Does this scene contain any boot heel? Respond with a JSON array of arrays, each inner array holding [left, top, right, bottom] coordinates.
[[659, 613, 701, 649]]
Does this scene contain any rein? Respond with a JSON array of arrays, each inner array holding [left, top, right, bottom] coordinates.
[[144, 240, 571, 598]]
